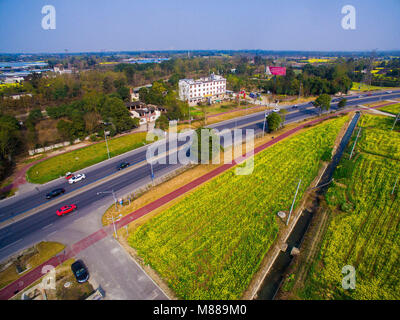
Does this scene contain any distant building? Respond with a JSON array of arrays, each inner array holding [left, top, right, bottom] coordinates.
[[125, 102, 164, 124], [53, 64, 73, 75], [9, 93, 32, 100], [178, 73, 226, 106], [129, 88, 139, 101], [1, 76, 24, 84]]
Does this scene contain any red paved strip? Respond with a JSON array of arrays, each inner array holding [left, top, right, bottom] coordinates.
[[0, 104, 392, 300], [116, 163, 236, 230]]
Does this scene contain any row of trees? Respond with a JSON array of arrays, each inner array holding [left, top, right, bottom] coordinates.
[[46, 93, 139, 142], [265, 94, 348, 133], [0, 114, 21, 181]]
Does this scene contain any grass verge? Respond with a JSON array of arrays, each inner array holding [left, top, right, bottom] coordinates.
[[0, 241, 65, 290], [27, 131, 148, 184]]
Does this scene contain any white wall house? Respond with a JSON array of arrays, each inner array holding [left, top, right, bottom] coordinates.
[[179, 73, 226, 106], [129, 108, 161, 125]]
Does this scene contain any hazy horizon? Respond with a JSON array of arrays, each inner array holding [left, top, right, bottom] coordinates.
[[1, 0, 399, 53]]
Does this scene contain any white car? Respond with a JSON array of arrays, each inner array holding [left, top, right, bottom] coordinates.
[[272, 107, 280, 112], [386, 90, 392, 94], [68, 173, 86, 184]]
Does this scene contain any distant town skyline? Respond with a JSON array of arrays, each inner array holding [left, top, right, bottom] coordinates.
[[0, 0, 399, 53]]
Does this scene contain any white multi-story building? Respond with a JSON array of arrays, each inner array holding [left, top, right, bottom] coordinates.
[[179, 73, 226, 106]]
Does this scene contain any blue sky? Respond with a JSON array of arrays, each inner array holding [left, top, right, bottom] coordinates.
[[0, 0, 399, 53]]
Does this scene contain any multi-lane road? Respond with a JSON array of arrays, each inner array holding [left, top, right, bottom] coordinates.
[[0, 90, 399, 260]]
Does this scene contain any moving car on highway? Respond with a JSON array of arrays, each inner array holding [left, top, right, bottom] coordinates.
[[71, 260, 89, 283], [65, 172, 74, 180], [272, 107, 280, 112], [117, 162, 130, 170], [46, 188, 65, 199], [68, 173, 86, 184], [56, 204, 77, 216]]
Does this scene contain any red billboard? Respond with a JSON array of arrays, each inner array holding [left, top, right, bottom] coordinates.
[[267, 66, 286, 76]]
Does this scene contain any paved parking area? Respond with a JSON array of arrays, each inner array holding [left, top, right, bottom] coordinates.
[[76, 235, 168, 300]]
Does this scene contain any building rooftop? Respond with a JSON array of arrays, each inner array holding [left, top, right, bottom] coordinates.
[[179, 73, 225, 85]]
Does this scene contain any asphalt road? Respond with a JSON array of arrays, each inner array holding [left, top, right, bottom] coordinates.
[[0, 90, 399, 258]]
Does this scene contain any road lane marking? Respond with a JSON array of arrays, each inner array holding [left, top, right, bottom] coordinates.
[[42, 223, 53, 230], [0, 238, 23, 251]]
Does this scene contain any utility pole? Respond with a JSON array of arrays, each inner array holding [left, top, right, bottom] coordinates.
[[392, 175, 399, 195], [349, 127, 362, 159], [150, 162, 155, 186], [391, 113, 400, 131], [262, 111, 268, 136], [298, 82, 302, 100], [286, 179, 302, 226], [104, 129, 110, 160]]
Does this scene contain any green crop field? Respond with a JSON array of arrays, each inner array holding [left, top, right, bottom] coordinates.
[[351, 82, 395, 92], [358, 113, 396, 130], [302, 113, 400, 300], [129, 115, 349, 300], [378, 103, 400, 115], [27, 132, 148, 184]]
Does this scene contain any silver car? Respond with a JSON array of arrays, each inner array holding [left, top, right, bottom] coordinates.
[[68, 173, 86, 184]]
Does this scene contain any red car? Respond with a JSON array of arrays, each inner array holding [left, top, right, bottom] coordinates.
[[65, 172, 74, 180], [56, 204, 77, 216]]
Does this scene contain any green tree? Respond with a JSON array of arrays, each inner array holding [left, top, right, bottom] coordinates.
[[155, 114, 169, 131], [314, 93, 331, 115], [0, 114, 20, 162], [338, 98, 347, 109], [56, 119, 73, 141], [117, 86, 130, 102], [28, 109, 43, 123], [266, 112, 283, 132]]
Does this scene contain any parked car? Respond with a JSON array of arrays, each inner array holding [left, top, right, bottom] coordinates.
[[117, 162, 130, 170], [68, 173, 86, 184], [56, 204, 77, 216], [71, 260, 89, 283], [46, 188, 65, 199], [65, 172, 74, 180]]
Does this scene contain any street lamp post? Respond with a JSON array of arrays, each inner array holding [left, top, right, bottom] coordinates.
[[262, 111, 268, 136], [150, 162, 155, 185], [97, 190, 118, 238], [104, 129, 110, 160], [189, 103, 191, 127]]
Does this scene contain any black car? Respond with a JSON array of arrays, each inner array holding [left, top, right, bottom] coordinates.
[[117, 162, 130, 170], [46, 188, 65, 199], [71, 260, 89, 283]]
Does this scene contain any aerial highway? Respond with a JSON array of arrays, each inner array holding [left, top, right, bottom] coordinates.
[[0, 90, 399, 260]]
